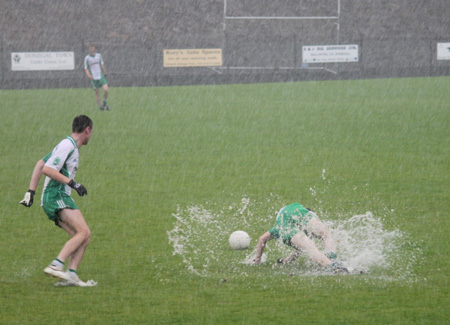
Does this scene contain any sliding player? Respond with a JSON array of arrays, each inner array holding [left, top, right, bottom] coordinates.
[[253, 202, 348, 273]]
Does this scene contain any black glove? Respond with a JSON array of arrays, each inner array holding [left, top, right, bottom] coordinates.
[[20, 190, 35, 207], [68, 179, 88, 196]]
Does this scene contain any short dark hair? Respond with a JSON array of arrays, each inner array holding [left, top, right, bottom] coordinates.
[[72, 115, 93, 133]]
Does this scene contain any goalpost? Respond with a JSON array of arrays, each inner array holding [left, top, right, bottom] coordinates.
[[215, 0, 341, 74], [224, 0, 340, 25]]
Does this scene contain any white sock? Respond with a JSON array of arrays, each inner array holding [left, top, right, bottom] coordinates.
[[51, 258, 64, 269]]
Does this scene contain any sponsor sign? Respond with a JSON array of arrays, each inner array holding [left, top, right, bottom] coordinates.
[[303, 45, 358, 63], [164, 49, 222, 67], [437, 43, 450, 60], [11, 52, 75, 71]]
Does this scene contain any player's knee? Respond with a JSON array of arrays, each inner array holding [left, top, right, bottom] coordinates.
[[79, 227, 91, 242], [313, 222, 330, 238], [84, 233, 91, 246]]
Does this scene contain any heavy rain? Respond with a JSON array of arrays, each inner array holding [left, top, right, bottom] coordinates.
[[1, 1, 449, 324]]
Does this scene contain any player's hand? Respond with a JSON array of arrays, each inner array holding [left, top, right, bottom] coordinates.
[[68, 179, 88, 196], [20, 190, 35, 207]]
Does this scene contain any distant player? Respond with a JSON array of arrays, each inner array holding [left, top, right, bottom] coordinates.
[[253, 203, 348, 273], [84, 45, 110, 111], [20, 115, 97, 286]]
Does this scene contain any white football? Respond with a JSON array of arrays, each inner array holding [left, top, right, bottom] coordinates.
[[229, 231, 250, 250]]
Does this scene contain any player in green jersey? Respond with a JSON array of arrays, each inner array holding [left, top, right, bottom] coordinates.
[[84, 45, 109, 111], [253, 203, 347, 273], [20, 115, 97, 286]]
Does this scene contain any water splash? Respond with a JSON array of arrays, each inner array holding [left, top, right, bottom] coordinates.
[[167, 198, 267, 277], [167, 195, 421, 282], [321, 168, 326, 181]]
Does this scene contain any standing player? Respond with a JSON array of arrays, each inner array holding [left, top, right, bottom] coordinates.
[[253, 202, 348, 273], [84, 45, 110, 111], [20, 115, 97, 286]]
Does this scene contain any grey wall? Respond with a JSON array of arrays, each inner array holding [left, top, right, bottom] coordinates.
[[1, 0, 449, 89]]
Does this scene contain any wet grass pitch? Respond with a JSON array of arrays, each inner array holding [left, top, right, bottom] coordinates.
[[1, 77, 448, 323]]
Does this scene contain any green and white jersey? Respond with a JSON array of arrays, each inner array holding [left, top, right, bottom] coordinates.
[[84, 53, 104, 80], [42, 136, 78, 200], [42, 152, 52, 163], [268, 203, 314, 244]]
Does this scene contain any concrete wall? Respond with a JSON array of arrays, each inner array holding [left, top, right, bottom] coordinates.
[[1, 0, 449, 89]]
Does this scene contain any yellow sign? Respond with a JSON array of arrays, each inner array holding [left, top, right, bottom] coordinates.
[[163, 49, 222, 67]]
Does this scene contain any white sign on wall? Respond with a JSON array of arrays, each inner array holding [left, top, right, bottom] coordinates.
[[303, 45, 359, 63], [11, 52, 75, 71], [437, 43, 450, 60]]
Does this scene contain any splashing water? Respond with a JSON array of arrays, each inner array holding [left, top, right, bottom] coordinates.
[[324, 212, 417, 279], [167, 196, 420, 281], [168, 198, 267, 277], [321, 168, 327, 181]]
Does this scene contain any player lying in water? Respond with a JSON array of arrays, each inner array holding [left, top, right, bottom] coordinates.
[[253, 202, 349, 273]]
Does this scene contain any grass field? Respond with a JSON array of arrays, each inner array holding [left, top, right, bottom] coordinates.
[[1, 77, 449, 324]]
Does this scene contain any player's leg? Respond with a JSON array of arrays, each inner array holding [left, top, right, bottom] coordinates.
[[102, 84, 108, 101], [57, 215, 90, 272], [290, 232, 331, 267], [43, 209, 89, 280], [279, 249, 302, 264], [50, 211, 94, 286], [94, 87, 102, 109], [55, 208, 91, 268], [306, 214, 337, 257], [102, 83, 109, 110], [66, 234, 90, 272], [303, 215, 349, 273]]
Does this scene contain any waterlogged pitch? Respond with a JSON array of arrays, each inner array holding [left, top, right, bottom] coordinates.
[[168, 185, 421, 282], [1, 77, 448, 323]]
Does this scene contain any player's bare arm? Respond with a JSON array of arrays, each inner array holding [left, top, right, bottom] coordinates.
[[42, 166, 87, 196], [101, 64, 107, 77], [84, 68, 93, 80], [254, 232, 272, 264], [28, 159, 46, 191], [20, 159, 46, 207], [42, 165, 71, 185]]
